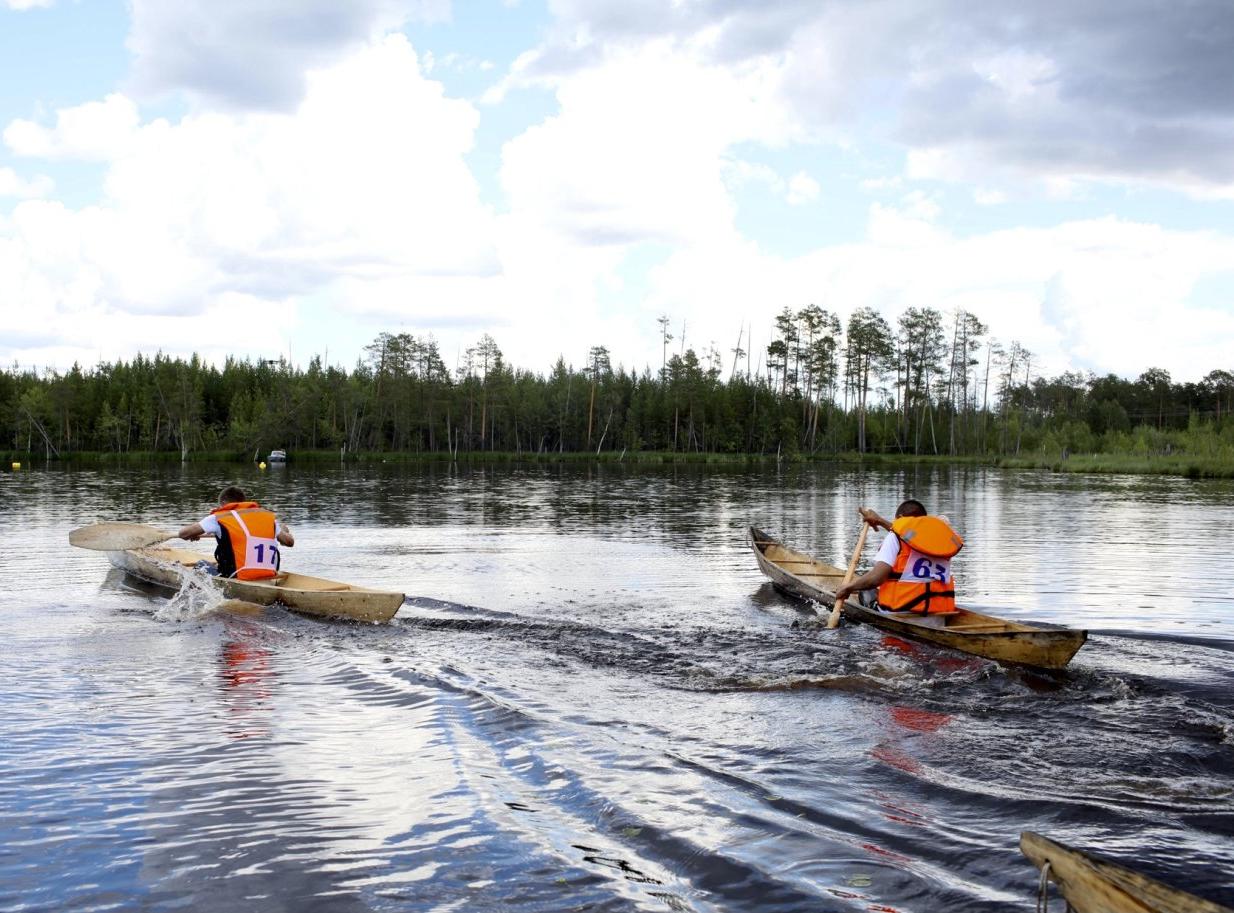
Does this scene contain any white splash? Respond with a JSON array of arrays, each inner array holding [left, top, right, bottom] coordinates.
[[154, 563, 232, 622]]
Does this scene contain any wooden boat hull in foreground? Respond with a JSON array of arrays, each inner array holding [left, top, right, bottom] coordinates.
[[110, 546, 404, 623], [748, 527, 1086, 670], [1021, 831, 1234, 913]]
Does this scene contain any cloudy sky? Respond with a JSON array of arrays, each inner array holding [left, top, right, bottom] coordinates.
[[2, 0, 1232, 381]]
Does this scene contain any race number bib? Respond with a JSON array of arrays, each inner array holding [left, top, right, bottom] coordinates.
[[902, 548, 950, 584], [244, 536, 280, 572]]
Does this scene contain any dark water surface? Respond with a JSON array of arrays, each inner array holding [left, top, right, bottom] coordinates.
[[2, 462, 1231, 912]]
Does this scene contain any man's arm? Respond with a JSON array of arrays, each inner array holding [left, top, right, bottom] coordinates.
[[859, 507, 893, 532], [179, 522, 206, 541], [835, 561, 893, 603], [277, 525, 294, 547]]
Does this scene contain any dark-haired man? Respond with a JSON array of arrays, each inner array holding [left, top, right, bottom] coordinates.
[[834, 500, 963, 615], [178, 486, 294, 580]]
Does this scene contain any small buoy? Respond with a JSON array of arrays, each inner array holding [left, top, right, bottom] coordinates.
[[10, 462, 19, 470], [259, 461, 267, 469]]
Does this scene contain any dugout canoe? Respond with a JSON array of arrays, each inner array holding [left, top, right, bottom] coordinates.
[[1021, 831, 1234, 913], [748, 527, 1086, 670], [109, 546, 404, 623]]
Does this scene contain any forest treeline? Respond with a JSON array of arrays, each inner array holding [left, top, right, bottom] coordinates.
[[4, 305, 1233, 466]]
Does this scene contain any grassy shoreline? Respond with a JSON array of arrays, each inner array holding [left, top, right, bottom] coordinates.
[[993, 453, 1234, 479], [6, 448, 1233, 478]]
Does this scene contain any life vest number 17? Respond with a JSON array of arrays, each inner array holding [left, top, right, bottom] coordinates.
[[254, 543, 279, 566]]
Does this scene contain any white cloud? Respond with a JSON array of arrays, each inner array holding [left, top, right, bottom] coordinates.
[[786, 171, 819, 206], [860, 175, 903, 193], [724, 164, 818, 207], [479, 35, 818, 367], [5, 0, 54, 9], [4, 94, 141, 160], [537, 2, 1234, 198], [637, 204, 1234, 382], [905, 147, 964, 183], [423, 50, 496, 75], [0, 35, 500, 366], [0, 167, 53, 199], [125, 0, 448, 110], [721, 160, 770, 186], [897, 190, 940, 222], [500, 38, 796, 248]]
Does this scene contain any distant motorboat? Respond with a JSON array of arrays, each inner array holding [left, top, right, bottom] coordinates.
[[268, 449, 288, 464]]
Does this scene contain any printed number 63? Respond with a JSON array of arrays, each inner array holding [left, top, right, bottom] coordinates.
[[912, 557, 947, 582]]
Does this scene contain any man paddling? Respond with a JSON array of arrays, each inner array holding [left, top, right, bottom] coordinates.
[[178, 486, 294, 580], [834, 500, 963, 615]]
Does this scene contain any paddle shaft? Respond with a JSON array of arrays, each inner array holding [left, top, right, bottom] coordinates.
[[827, 522, 869, 628]]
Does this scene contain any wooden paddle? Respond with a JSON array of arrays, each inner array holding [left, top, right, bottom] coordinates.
[[69, 522, 180, 551], [827, 522, 870, 628]]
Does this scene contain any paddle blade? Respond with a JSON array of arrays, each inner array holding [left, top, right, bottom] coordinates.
[[214, 598, 267, 616], [69, 522, 177, 551]]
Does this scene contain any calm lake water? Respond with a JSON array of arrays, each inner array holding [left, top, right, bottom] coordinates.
[[2, 462, 1232, 912]]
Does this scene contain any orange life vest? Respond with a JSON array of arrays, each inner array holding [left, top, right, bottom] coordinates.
[[210, 501, 280, 580], [876, 516, 963, 614]]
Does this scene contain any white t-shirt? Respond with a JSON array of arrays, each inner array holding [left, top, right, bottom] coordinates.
[[873, 531, 901, 568]]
